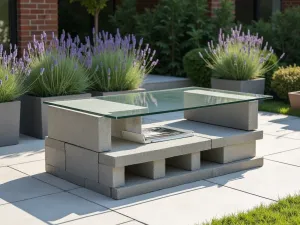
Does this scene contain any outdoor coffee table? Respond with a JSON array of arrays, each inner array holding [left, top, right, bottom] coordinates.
[[44, 87, 272, 199]]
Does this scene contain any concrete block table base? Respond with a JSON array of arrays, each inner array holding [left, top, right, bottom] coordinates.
[[45, 118, 263, 200]]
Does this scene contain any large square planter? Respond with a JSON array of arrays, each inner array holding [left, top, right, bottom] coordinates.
[[91, 88, 145, 97], [20, 93, 91, 139], [211, 78, 265, 94], [0, 101, 20, 147], [289, 91, 300, 109]]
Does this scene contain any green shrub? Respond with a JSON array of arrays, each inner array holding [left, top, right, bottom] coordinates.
[[264, 53, 278, 94], [0, 45, 30, 103], [109, 0, 137, 35], [272, 65, 300, 100], [272, 7, 300, 65], [26, 32, 90, 97], [183, 48, 211, 87]]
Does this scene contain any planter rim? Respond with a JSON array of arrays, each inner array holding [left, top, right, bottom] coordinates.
[[211, 77, 265, 82], [0, 100, 20, 105], [288, 91, 300, 95], [23, 93, 90, 100]]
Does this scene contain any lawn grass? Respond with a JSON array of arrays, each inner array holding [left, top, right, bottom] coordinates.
[[259, 100, 300, 117], [202, 195, 300, 225]]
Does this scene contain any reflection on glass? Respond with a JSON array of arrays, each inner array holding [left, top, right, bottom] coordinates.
[[44, 87, 272, 119], [0, 0, 10, 46]]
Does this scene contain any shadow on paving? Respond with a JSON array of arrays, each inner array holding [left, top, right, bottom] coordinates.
[[0, 175, 110, 224]]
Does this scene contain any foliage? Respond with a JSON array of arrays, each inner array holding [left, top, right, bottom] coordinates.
[[200, 25, 283, 80], [211, 0, 235, 37], [69, 0, 109, 34], [272, 65, 300, 101], [186, 0, 211, 48], [271, 7, 300, 65], [203, 194, 300, 225], [264, 53, 278, 94], [259, 100, 300, 118], [26, 32, 90, 97], [109, 0, 137, 35], [135, 0, 211, 76], [87, 30, 158, 92], [183, 48, 211, 87], [0, 44, 31, 103]]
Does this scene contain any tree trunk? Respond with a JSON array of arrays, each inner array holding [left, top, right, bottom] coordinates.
[[94, 10, 100, 35]]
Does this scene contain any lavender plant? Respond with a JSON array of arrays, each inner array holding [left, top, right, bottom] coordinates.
[[26, 31, 90, 97], [0, 44, 31, 103], [199, 25, 284, 80], [87, 30, 158, 92]]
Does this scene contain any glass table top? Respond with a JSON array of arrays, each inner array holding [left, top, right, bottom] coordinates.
[[44, 87, 272, 119]]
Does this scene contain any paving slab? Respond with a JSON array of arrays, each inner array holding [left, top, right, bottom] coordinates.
[[258, 118, 300, 137], [258, 112, 298, 124], [0, 192, 130, 225], [11, 160, 78, 191], [119, 221, 144, 225], [256, 134, 300, 156], [208, 160, 300, 201], [266, 148, 300, 167], [0, 135, 44, 167], [116, 180, 272, 225], [0, 167, 61, 205]]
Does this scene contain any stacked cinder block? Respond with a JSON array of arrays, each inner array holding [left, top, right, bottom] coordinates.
[[46, 103, 263, 200]]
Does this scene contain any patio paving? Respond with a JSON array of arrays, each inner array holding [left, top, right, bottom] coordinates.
[[1, 111, 300, 224]]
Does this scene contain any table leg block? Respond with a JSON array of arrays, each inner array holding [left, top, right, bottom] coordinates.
[[45, 137, 66, 170], [184, 101, 258, 131], [202, 141, 256, 164], [65, 144, 99, 182], [111, 117, 142, 138], [46, 164, 86, 186], [166, 152, 201, 171], [127, 159, 166, 179], [98, 164, 125, 188], [48, 106, 111, 152], [85, 179, 111, 197]]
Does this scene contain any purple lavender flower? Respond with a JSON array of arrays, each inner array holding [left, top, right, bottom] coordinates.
[[40, 68, 45, 75], [0, 79, 2, 86]]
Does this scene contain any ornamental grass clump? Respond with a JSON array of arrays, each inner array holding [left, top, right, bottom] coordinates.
[[87, 29, 158, 92], [0, 44, 31, 103], [199, 25, 284, 80], [26, 31, 90, 97]]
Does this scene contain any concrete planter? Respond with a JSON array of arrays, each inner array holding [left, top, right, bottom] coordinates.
[[91, 88, 145, 97], [20, 93, 91, 139], [211, 78, 265, 94], [0, 101, 20, 147], [289, 91, 300, 109]]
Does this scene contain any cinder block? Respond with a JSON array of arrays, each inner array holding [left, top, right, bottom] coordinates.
[[48, 106, 111, 152], [111, 157, 263, 200], [45, 146, 66, 170], [167, 152, 201, 171], [127, 160, 166, 179], [202, 141, 256, 164], [46, 164, 85, 186], [184, 93, 258, 131], [85, 179, 111, 197], [65, 144, 99, 182], [111, 117, 142, 138], [45, 137, 65, 150], [98, 164, 125, 188]]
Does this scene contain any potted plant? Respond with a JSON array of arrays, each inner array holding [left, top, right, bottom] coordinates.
[[87, 30, 158, 96], [199, 25, 284, 94], [20, 32, 91, 139], [0, 44, 31, 146]]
